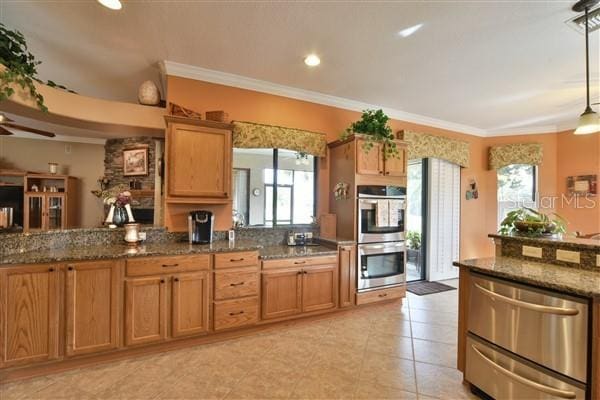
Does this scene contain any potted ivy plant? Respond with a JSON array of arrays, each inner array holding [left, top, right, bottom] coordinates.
[[0, 23, 73, 112], [343, 109, 399, 159], [406, 230, 421, 265], [499, 207, 568, 237]]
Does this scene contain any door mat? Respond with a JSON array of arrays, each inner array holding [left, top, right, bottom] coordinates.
[[407, 281, 456, 296]]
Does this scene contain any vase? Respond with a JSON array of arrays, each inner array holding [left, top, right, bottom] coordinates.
[[112, 206, 129, 227], [138, 80, 161, 106]]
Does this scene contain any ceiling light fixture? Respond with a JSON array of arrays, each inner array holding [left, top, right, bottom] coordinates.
[[397, 24, 423, 38], [97, 0, 122, 10], [573, 0, 600, 135], [304, 54, 321, 67]]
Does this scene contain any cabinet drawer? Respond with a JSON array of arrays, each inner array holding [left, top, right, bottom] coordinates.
[[214, 297, 259, 331], [262, 255, 338, 270], [214, 268, 259, 300], [126, 255, 210, 277], [214, 251, 259, 269], [356, 286, 405, 305]]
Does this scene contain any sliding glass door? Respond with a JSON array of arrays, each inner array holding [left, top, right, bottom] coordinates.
[[407, 159, 427, 282]]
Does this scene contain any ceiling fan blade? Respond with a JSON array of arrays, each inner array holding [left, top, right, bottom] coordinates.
[[1, 122, 55, 138], [0, 126, 13, 135]]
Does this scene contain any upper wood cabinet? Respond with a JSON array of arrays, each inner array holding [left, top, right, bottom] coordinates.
[[356, 138, 407, 177], [165, 117, 233, 201], [65, 260, 121, 357], [0, 264, 60, 368]]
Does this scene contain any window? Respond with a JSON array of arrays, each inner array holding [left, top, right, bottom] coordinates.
[[232, 148, 316, 226], [497, 164, 537, 226]]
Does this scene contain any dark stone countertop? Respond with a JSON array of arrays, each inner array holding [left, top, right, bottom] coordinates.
[[489, 233, 600, 251], [316, 237, 356, 247], [259, 244, 338, 260], [0, 240, 338, 266], [454, 256, 600, 298]]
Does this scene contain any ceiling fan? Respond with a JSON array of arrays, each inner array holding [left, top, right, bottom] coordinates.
[[0, 113, 55, 138]]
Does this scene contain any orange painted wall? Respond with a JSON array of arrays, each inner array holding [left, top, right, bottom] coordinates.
[[166, 75, 599, 257]]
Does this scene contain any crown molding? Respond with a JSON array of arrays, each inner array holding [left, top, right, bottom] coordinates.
[[160, 60, 573, 138]]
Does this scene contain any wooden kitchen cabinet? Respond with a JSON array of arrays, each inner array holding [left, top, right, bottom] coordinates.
[[338, 245, 356, 308], [302, 264, 338, 313], [356, 138, 407, 178], [23, 174, 77, 232], [125, 276, 167, 346], [165, 117, 232, 201], [0, 264, 60, 368], [172, 271, 209, 338], [261, 268, 303, 320], [65, 260, 121, 356]]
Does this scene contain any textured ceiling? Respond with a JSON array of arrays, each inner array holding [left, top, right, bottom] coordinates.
[[1, 0, 598, 135]]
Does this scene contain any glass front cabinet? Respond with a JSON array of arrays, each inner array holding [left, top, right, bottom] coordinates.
[[24, 193, 67, 232]]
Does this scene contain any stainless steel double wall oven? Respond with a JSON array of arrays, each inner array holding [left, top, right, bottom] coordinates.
[[357, 185, 406, 292]]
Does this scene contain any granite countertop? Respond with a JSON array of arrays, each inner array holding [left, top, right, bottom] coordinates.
[[316, 237, 356, 247], [489, 233, 600, 250], [0, 240, 339, 266], [454, 256, 600, 298], [259, 244, 338, 260]]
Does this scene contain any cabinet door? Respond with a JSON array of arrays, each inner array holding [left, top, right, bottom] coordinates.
[[24, 194, 45, 231], [302, 265, 338, 313], [65, 260, 121, 356], [0, 264, 60, 367], [384, 141, 407, 177], [356, 139, 383, 176], [172, 272, 209, 338], [125, 276, 167, 346], [167, 123, 231, 198], [46, 194, 66, 230], [338, 246, 356, 308], [261, 269, 302, 320]]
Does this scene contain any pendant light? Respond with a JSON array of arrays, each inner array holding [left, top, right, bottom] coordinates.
[[573, 0, 600, 134]]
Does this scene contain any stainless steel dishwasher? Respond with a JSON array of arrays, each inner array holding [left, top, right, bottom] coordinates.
[[466, 272, 590, 399]]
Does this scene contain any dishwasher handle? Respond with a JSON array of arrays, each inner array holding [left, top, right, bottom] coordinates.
[[473, 283, 579, 316], [471, 345, 577, 399]]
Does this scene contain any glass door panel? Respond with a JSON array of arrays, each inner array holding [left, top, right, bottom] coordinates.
[[47, 195, 64, 230], [407, 159, 427, 282], [26, 195, 44, 231]]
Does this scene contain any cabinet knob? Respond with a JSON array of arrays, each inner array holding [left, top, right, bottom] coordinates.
[[67, 266, 74, 271], [48, 267, 55, 272], [303, 271, 308, 275], [297, 271, 302, 275], [378, 293, 388, 298], [160, 279, 165, 284], [294, 260, 306, 265], [174, 277, 179, 282], [379, 171, 384, 175], [385, 171, 390, 175]]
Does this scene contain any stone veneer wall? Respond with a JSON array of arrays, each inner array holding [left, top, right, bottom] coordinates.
[[104, 137, 161, 208]]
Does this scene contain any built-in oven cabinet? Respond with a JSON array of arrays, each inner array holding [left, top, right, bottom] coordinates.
[[466, 335, 587, 400], [468, 273, 589, 384], [358, 197, 405, 243]]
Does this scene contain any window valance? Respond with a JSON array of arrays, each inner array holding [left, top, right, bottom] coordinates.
[[232, 121, 327, 157], [489, 143, 543, 170], [398, 130, 470, 168]]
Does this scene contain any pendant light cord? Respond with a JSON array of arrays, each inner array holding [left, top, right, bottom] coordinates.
[[585, 6, 591, 110]]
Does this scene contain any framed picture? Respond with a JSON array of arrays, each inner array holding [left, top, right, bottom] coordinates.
[[123, 147, 149, 176], [567, 174, 597, 196]]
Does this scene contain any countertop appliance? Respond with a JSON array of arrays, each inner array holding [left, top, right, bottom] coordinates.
[[357, 241, 405, 291], [188, 210, 214, 244], [466, 272, 589, 399], [357, 185, 406, 244]]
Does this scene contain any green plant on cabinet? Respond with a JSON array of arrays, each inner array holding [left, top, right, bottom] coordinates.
[[499, 207, 568, 237], [342, 109, 399, 159]]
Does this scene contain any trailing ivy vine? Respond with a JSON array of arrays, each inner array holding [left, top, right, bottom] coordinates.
[[343, 109, 399, 159], [0, 23, 73, 112]]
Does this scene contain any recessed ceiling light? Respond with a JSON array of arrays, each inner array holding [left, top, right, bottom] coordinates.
[[398, 23, 423, 38], [98, 0, 122, 10], [304, 54, 321, 67]]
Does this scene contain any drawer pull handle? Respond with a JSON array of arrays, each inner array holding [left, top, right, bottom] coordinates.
[[378, 293, 388, 298], [473, 283, 579, 316], [229, 311, 245, 316], [471, 345, 577, 399], [230, 258, 245, 262], [230, 282, 245, 287], [162, 263, 179, 268], [294, 261, 306, 265]]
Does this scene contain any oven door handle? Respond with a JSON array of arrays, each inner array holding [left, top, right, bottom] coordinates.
[[471, 345, 577, 399], [473, 283, 579, 316]]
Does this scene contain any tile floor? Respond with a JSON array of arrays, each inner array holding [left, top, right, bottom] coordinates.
[[1, 279, 477, 400]]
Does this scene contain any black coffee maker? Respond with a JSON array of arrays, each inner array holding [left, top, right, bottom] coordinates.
[[188, 210, 214, 244]]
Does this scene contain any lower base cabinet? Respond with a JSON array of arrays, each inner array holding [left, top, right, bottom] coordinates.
[[125, 276, 168, 346], [172, 272, 209, 338], [0, 264, 60, 368], [214, 297, 259, 331]]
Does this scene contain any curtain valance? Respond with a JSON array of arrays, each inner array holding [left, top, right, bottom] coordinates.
[[398, 130, 470, 168], [489, 143, 543, 170], [232, 121, 327, 157]]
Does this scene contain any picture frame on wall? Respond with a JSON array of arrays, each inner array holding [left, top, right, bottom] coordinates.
[[566, 174, 597, 196], [123, 147, 149, 176]]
